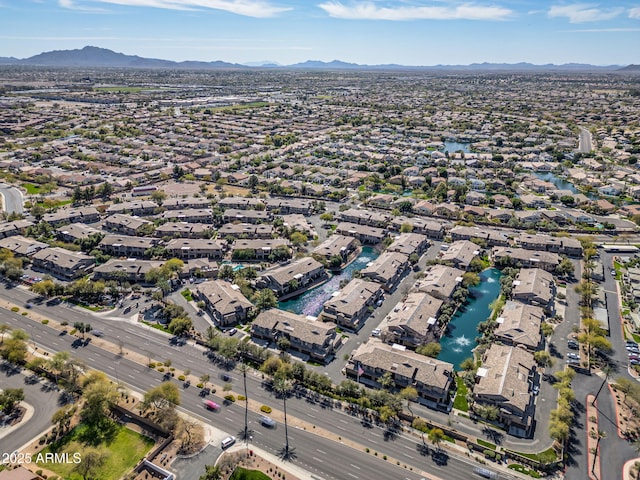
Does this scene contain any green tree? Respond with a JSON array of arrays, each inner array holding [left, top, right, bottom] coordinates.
[[72, 447, 108, 480], [534, 350, 553, 368], [400, 223, 413, 233], [400, 386, 418, 416], [379, 371, 395, 390], [541, 322, 554, 338], [168, 317, 192, 336], [428, 428, 445, 450], [462, 271, 480, 287], [143, 381, 181, 411], [81, 371, 118, 430], [199, 465, 222, 480], [0, 388, 24, 415], [151, 189, 167, 205], [416, 342, 442, 358], [252, 288, 277, 312], [289, 231, 308, 247]]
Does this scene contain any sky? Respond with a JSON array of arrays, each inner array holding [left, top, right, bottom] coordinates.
[[0, 1, 639, 66]]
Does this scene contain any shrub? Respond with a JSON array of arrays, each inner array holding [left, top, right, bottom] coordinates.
[[157, 367, 165, 372], [11, 306, 19, 312], [69, 329, 77, 335], [483, 449, 496, 459], [178, 375, 186, 381], [61, 321, 68, 326], [260, 405, 272, 413], [22, 312, 27, 316], [238, 395, 246, 401], [149, 363, 156, 368], [41, 319, 49, 325], [197, 383, 204, 388], [224, 394, 236, 402]]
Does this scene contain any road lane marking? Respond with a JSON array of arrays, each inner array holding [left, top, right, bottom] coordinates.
[[350, 464, 360, 470], [316, 449, 326, 454], [347, 474, 358, 479]]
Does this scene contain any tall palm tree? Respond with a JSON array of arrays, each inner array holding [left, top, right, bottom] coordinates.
[[238, 361, 250, 443], [274, 377, 295, 460]]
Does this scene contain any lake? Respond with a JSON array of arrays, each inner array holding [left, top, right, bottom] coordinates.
[[278, 246, 380, 317], [443, 141, 472, 154], [438, 268, 502, 370], [533, 171, 598, 200]]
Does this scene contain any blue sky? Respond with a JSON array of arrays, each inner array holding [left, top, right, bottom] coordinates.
[[1, 1, 639, 65]]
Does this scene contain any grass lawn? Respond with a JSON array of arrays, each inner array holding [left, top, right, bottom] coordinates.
[[37, 423, 154, 480], [229, 467, 272, 480], [181, 288, 194, 301], [453, 377, 469, 412], [508, 464, 541, 478], [22, 183, 41, 194]]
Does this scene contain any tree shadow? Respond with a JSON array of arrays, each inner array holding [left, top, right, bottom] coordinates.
[[482, 426, 504, 445], [278, 446, 297, 461], [237, 428, 254, 441]]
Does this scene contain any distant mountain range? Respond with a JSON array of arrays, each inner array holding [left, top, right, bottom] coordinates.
[[0, 46, 631, 72]]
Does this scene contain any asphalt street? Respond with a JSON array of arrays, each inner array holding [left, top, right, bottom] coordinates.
[[0, 185, 24, 215], [0, 299, 518, 480], [0, 364, 67, 453]]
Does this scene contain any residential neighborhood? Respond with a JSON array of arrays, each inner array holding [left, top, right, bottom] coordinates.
[[0, 65, 639, 480]]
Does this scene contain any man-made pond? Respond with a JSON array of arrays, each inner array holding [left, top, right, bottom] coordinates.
[[438, 268, 502, 369], [533, 171, 598, 200], [443, 141, 472, 153], [278, 247, 380, 317]]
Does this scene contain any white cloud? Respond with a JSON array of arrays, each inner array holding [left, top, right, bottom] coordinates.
[[317, 1, 513, 21], [630, 7, 640, 19], [59, 0, 291, 17], [561, 27, 640, 32], [548, 4, 624, 23]]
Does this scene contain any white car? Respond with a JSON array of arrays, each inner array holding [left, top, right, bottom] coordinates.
[[371, 329, 381, 337]]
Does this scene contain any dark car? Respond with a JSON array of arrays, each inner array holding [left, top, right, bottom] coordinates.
[[24, 303, 33, 309], [567, 340, 579, 350]]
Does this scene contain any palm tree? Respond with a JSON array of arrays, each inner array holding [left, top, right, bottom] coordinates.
[[238, 361, 250, 444], [274, 377, 295, 460]]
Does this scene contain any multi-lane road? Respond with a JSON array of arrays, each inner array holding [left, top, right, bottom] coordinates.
[[0, 285, 519, 480]]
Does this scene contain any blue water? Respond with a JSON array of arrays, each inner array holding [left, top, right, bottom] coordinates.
[[438, 268, 502, 370], [443, 141, 472, 154], [533, 171, 599, 200], [278, 247, 379, 317]]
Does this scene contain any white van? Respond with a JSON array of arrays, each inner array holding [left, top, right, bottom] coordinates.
[[221, 436, 236, 449]]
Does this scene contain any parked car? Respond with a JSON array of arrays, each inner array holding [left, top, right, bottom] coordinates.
[[228, 328, 238, 336], [371, 328, 381, 337], [631, 359, 640, 366], [567, 340, 579, 350], [567, 353, 580, 360]]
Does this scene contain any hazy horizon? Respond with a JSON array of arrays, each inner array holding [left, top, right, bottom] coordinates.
[[0, 1, 639, 66]]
